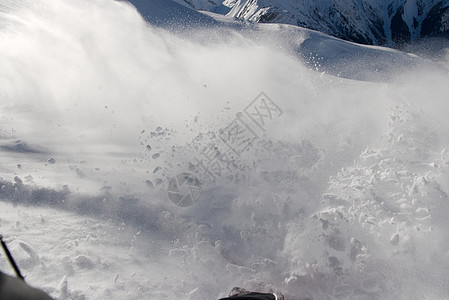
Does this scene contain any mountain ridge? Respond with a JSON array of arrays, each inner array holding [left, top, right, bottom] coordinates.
[[173, 0, 449, 45]]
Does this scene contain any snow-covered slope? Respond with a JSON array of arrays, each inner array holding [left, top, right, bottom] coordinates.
[[129, 0, 444, 81], [122, 0, 219, 27], [170, 0, 236, 14], [1, 0, 449, 299], [175, 0, 449, 45]]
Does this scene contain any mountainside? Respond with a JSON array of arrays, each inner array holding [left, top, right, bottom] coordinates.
[[173, 0, 449, 45], [126, 0, 441, 82]]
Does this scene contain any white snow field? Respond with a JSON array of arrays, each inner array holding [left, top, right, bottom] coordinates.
[[1, 0, 449, 299]]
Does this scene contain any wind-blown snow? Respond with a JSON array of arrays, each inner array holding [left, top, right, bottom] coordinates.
[[1, 0, 449, 299]]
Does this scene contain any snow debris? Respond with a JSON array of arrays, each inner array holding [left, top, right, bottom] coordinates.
[[74, 255, 94, 270], [390, 233, 400, 245]]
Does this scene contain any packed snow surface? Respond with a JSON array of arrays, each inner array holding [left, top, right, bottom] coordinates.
[[1, 0, 449, 299]]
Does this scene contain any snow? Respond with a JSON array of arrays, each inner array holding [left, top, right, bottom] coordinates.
[[124, 0, 219, 28], [198, 0, 449, 45], [1, 0, 449, 299], [0, 201, 225, 299]]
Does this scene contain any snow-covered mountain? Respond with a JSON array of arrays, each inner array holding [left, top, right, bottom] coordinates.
[[174, 0, 449, 45], [128, 0, 444, 82]]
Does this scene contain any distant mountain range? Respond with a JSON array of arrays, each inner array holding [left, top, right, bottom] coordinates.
[[172, 0, 449, 45]]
